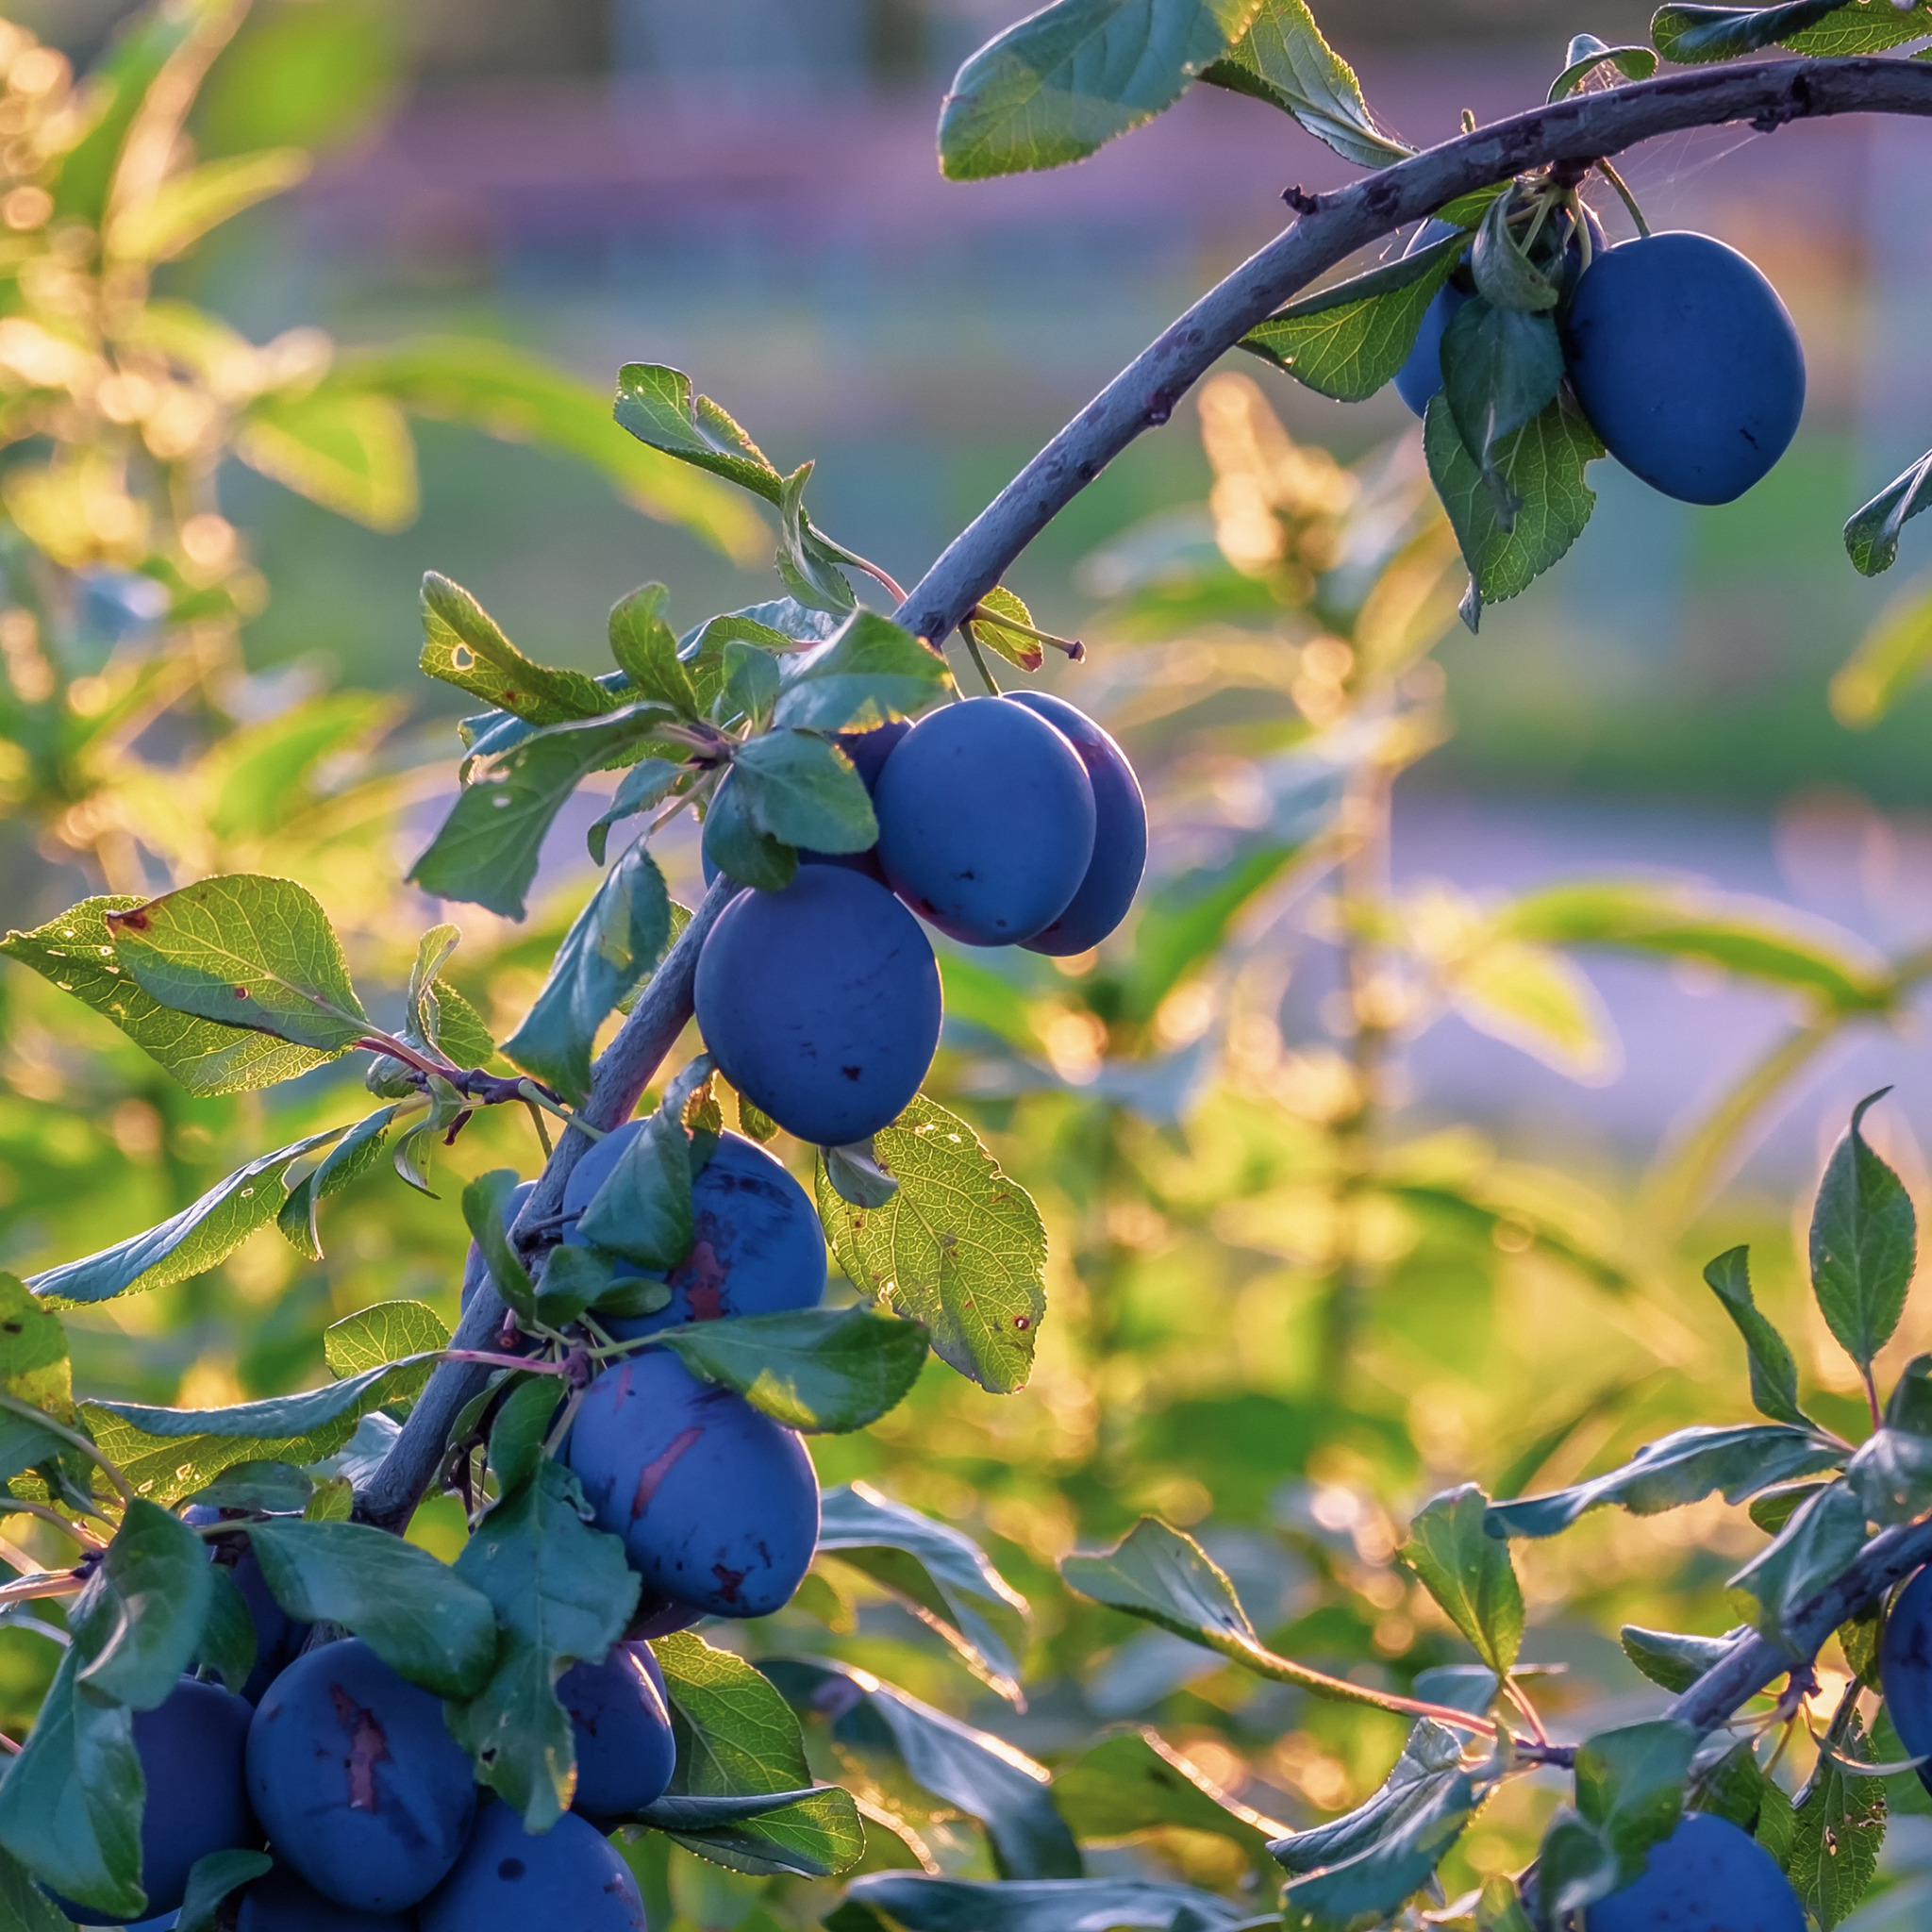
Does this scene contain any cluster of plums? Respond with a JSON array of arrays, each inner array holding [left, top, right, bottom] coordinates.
[[1395, 216, 1806, 508], [53, 1628, 669, 1929], [696, 689, 1147, 1147]]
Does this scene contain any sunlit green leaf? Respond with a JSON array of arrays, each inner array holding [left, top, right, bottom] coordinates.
[[1809, 1091, 1916, 1374], [1399, 1484, 1523, 1675]]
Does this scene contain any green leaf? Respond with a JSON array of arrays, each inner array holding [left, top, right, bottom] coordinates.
[[410, 708, 674, 920], [612, 363, 788, 504], [823, 1141, 901, 1210], [1, 896, 333, 1096], [961, 587, 1046, 675], [578, 1105, 694, 1272], [765, 1657, 1080, 1878], [447, 1459, 640, 1831], [1485, 1424, 1846, 1538], [939, 0, 1263, 180], [609, 583, 699, 717], [1775, 0, 1932, 55], [30, 1124, 348, 1306], [183, 1460, 315, 1513], [108, 144, 310, 262], [1830, 576, 1932, 727], [1424, 388, 1601, 629], [1200, 0, 1410, 167], [1399, 1484, 1524, 1674], [1240, 231, 1468, 403], [652, 1629, 865, 1876], [462, 1170, 539, 1321], [1652, 0, 1926, 61], [1575, 1720, 1697, 1880], [485, 1374, 565, 1497], [503, 838, 672, 1105], [0, 1274, 71, 1420], [1810, 1091, 1917, 1374], [818, 1482, 1030, 1706], [0, 1842, 73, 1932], [652, 1307, 928, 1434], [235, 381, 417, 531], [1274, 1720, 1476, 1930], [1061, 1517, 1257, 1652], [195, 1566, 259, 1697], [336, 340, 768, 560], [1619, 1624, 1744, 1695], [324, 1299, 451, 1378], [1535, 1808, 1623, 1924], [54, 0, 206, 225], [1548, 34, 1658, 97], [81, 1351, 442, 1505], [814, 1094, 1046, 1395], [702, 772, 799, 891], [1054, 1728, 1284, 1857], [730, 731, 878, 854], [774, 462, 858, 616], [1727, 1483, 1869, 1654], [1441, 300, 1566, 520], [1703, 1247, 1809, 1428], [835, 1876, 1255, 1932], [1499, 879, 1892, 1012], [1469, 193, 1558, 315], [175, 1848, 275, 1932], [1844, 450, 1932, 578], [0, 1647, 144, 1921], [1790, 1709, 1886, 1928], [277, 1104, 405, 1260], [773, 610, 953, 734], [246, 1518, 495, 1697], [104, 875, 369, 1054], [419, 572, 620, 724], [1120, 839, 1305, 1024], [70, 1499, 213, 1710]]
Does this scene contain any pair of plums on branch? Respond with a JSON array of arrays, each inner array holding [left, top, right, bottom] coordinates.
[[1396, 203, 1805, 507], [696, 687, 1147, 1148]]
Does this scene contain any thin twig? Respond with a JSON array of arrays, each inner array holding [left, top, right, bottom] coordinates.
[[0, 1502, 105, 1552]]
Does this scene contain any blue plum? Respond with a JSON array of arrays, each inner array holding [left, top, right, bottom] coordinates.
[[1560, 231, 1805, 505], [1005, 692, 1145, 954], [561, 1127, 824, 1339], [459, 1177, 536, 1309], [874, 697, 1095, 946], [1392, 220, 1470, 418], [419, 1805, 645, 1932], [799, 720, 909, 882], [694, 866, 941, 1146], [235, 1867, 415, 1929], [558, 1641, 677, 1821], [564, 1351, 819, 1618], [1880, 1563, 1932, 1792], [245, 1640, 475, 1913], [1586, 1810, 1803, 1931], [183, 1507, 312, 1704], [50, 1677, 258, 1924]]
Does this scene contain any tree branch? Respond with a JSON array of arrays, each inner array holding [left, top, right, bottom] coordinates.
[[893, 56, 1932, 646], [355, 874, 739, 1531]]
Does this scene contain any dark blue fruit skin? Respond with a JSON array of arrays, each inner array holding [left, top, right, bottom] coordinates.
[[694, 866, 941, 1146], [459, 1177, 536, 1309], [245, 1639, 475, 1913], [182, 1507, 312, 1704], [1586, 1810, 1804, 1932], [799, 720, 909, 882], [48, 1677, 258, 1924], [236, 1867, 416, 1930], [1560, 231, 1805, 506], [420, 1804, 646, 1932], [565, 1351, 819, 1618], [561, 1126, 825, 1340], [874, 697, 1096, 946], [558, 1642, 677, 1821], [1880, 1564, 1932, 1793], [1393, 220, 1470, 418], [1005, 692, 1146, 955]]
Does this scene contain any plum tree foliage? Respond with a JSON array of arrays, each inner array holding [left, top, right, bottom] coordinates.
[[8, 2, 1932, 1930]]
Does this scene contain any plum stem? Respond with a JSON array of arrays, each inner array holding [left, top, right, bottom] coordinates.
[[960, 624, 1003, 696], [1594, 157, 1650, 236]]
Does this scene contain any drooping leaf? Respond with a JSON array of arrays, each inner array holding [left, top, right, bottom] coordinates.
[[1441, 301, 1567, 518], [578, 1102, 694, 1272], [0, 1648, 144, 1921], [1619, 1624, 1745, 1695], [246, 1518, 496, 1698], [447, 1459, 641, 1831], [818, 1482, 1030, 1707], [815, 1094, 1046, 1395], [1240, 231, 1468, 404], [703, 771, 799, 891], [1703, 1247, 1809, 1428], [70, 1499, 214, 1711], [651, 1629, 865, 1877], [105, 875, 370, 1054], [323, 1300, 451, 1379], [194, 1566, 259, 1698], [1061, 1518, 1257, 1656], [503, 838, 672, 1105], [418, 572, 619, 724], [824, 1141, 902, 1210], [1054, 1727, 1285, 1857], [588, 758, 689, 867], [651, 1307, 929, 1434], [0, 1842, 73, 1932], [31, 1125, 348, 1306], [1790, 1709, 1886, 1928], [766, 1657, 1080, 1878], [1424, 387, 1601, 629], [1547, 34, 1658, 97], [773, 461, 858, 616], [1727, 1483, 1869, 1655], [1809, 1091, 1917, 1374], [277, 1103, 405, 1260], [1399, 1484, 1524, 1675], [1847, 1426, 1932, 1529], [173, 1848, 276, 1932], [410, 708, 675, 919], [461, 1170, 539, 1322], [611, 363, 788, 504], [484, 1375, 566, 1499], [1468, 192, 1558, 315], [1574, 1720, 1698, 1882], [1484, 1424, 1846, 1539], [773, 611, 953, 734], [1843, 449, 1932, 577], [729, 731, 878, 854], [1, 897, 332, 1095], [1201, 0, 1410, 167]]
